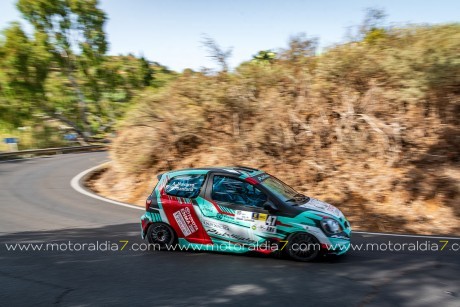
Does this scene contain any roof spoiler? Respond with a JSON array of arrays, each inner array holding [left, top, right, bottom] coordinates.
[[234, 165, 259, 172]]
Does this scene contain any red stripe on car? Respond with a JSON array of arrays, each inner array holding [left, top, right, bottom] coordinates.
[[160, 191, 213, 245]]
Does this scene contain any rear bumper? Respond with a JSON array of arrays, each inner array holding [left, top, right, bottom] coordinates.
[[140, 213, 151, 239]]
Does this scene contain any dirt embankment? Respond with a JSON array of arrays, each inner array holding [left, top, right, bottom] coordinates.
[[89, 24, 460, 235]]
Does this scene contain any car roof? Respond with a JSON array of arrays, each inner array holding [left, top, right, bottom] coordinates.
[[163, 166, 264, 179]]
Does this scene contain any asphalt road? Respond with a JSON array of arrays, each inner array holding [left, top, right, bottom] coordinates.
[[0, 152, 459, 306]]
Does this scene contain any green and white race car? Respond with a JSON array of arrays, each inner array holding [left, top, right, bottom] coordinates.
[[141, 166, 351, 261]]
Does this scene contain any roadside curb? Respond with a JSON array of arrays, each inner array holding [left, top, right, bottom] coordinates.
[[70, 161, 144, 211]]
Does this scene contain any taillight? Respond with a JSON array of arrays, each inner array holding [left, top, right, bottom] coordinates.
[[146, 199, 152, 211]]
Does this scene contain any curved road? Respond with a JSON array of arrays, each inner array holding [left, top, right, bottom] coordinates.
[[0, 152, 459, 306]]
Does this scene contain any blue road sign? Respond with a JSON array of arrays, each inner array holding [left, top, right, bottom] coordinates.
[[64, 133, 78, 141], [3, 138, 18, 144]]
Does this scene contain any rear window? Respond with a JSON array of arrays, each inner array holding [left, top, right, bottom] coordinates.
[[164, 174, 206, 198]]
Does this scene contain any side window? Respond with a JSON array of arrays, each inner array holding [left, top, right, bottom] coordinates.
[[165, 174, 205, 198], [211, 176, 268, 208]]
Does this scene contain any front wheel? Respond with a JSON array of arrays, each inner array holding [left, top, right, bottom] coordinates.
[[146, 222, 176, 250], [285, 232, 321, 262]]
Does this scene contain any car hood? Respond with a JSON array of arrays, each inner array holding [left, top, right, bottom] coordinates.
[[298, 197, 345, 219]]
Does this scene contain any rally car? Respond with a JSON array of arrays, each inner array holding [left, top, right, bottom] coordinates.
[[141, 166, 351, 261]]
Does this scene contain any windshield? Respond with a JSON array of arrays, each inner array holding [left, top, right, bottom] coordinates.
[[259, 175, 308, 204]]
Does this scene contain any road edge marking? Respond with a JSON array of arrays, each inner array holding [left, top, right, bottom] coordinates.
[[70, 162, 144, 211], [354, 231, 460, 240]]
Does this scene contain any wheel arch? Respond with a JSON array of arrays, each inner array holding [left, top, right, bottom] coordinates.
[[146, 221, 179, 245]]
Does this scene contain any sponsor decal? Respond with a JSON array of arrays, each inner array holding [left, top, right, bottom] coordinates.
[[168, 182, 196, 192], [300, 198, 343, 218], [203, 220, 230, 231], [252, 212, 268, 221], [215, 213, 234, 222], [256, 173, 270, 182], [235, 211, 275, 223], [173, 207, 199, 237], [252, 224, 276, 233], [234, 210, 254, 222], [206, 228, 257, 244], [199, 203, 216, 216]]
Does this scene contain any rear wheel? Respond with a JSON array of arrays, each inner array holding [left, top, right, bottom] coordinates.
[[285, 232, 321, 262], [146, 223, 176, 250]]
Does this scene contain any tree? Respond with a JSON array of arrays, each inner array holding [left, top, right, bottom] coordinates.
[[360, 7, 387, 34], [201, 35, 233, 72], [0, 22, 52, 126], [139, 56, 154, 86], [280, 33, 318, 63], [360, 7, 387, 43], [251, 50, 276, 64], [16, 0, 108, 136]]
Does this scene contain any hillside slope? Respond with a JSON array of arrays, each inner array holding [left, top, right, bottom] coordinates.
[[91, 24, 460, 235]]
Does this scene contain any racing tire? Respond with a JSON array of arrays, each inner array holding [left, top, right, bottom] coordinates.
[[146, 222, 176, 250], [285, 232, 321, 262]]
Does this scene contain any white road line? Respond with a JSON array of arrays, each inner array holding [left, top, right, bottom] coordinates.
[[354, 231, 460, 240], [71, 162, 460, 239], [70, 162, 144, 211]]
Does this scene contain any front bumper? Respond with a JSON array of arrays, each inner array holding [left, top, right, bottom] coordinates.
[[322, 241, 351, 255], [322, 231, 352, 255]]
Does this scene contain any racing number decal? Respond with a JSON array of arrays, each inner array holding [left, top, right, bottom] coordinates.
[[266, 216, 277, 226], [259, 215, 277, 233], [255, 214, 277, 234]]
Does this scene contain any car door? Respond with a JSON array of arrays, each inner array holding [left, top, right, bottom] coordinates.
[[198, 174, 278, 246], [159, 173, 213, 245]]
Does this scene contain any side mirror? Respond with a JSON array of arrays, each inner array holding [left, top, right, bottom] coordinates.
[[263, 201, 278, 212]]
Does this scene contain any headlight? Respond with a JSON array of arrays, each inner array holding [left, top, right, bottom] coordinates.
[[321, 219, 342, 234]]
